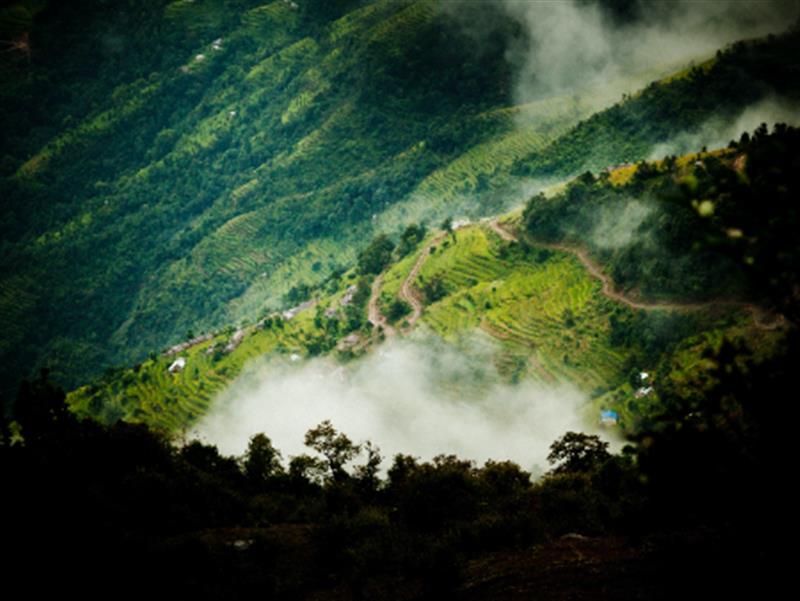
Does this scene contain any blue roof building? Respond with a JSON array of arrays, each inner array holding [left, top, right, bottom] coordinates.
[[600, 410, 619, 425]]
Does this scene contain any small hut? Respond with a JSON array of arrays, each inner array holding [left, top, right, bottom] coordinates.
[[168, 357, 186, 373], [600, 410, 619, 426]]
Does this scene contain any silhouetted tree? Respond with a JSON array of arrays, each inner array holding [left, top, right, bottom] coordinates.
[[353, 440, 382, 494], [13, 369, 76, 443], [304, 420, 360, 482], [243, 433, 284, 491], [547, 432, 611, 474], [180, 439, 242, 484]]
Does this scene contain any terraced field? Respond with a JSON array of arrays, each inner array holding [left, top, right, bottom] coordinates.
[[380, 242, 429, 304], [376, 97, 591, 231], [68, 304, 324, 431], [365, 213, 787, 430], [69, 211, 788, 435], [29, 8, 797, 436], [409, 225, 627, 391], [6, 0, 763, 405]]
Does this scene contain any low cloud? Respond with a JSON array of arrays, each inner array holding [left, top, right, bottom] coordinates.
[[501, 0, 799, 104], [375, 174, 561, 236], [648, 96, 800, 159], [439, 0, 799, 115], [193, 334, 613, 474], [590, 198, 653, 250]]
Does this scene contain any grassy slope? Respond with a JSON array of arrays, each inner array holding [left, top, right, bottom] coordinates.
[[68, 262, 373, 429], [421, 222, 789, 427], [416, 226, 625, 391], [69, 296, 324, 430]]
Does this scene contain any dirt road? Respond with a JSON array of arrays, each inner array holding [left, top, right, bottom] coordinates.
[[489, 220, 701, 312], [367, 273, 395, 336], [398, 232, 448, 329], [366, 232, 448, 335], [488, 220, 786, 329]]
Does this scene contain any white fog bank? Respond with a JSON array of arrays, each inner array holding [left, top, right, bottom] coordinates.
[[192, 336, 614, 473]]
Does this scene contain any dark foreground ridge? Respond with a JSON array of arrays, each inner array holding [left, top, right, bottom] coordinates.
[[3, 323, 797, 599]]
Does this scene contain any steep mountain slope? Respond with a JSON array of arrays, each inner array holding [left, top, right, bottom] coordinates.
[[522, 124, 800, 313], [68, 127, 797, 433], [2, 1, 798, 411], [512, 30, 800, 178], [0, 0, 576, 404]]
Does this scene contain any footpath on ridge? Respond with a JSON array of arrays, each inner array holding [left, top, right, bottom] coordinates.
[[366, 217, 786, 339], [488, 219, 787, 331], [368, 231, 447, 336]]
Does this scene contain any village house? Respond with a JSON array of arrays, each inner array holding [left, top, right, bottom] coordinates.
[[600, 409, 619, 426], [168, 357, 186, 373]]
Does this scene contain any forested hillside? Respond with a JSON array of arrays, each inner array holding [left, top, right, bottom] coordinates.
[[6, 289, 797, 600], [511, 30, 800, 177], [1, 0, 798, 412], [523, 124, 800, 310], [68, 126, 796, 439], [0, 0, 564, 406]]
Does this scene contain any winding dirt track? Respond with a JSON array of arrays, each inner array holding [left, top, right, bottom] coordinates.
[[366, 220, 787, 337], [367, 232, 448, 336], [398, 232, 448, 330], [488, 220, 787, 330], [367, 273, 395, 336]]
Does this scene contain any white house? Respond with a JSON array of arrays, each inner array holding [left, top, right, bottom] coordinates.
[[168, 357, 186, 373]]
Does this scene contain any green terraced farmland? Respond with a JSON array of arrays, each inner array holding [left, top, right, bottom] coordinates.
[[67, 210, 790, 436], [7, 0, 773, 404], [412, 225, 627, 392], [68, 304, 325, 431]]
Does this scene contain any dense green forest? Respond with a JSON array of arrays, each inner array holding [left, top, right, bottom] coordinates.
[[2, 0, 798, 412], [523, 124, 800, 309], [0, 0, 525, 407]]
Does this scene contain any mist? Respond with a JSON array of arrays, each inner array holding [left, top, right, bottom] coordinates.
[[193, 334, 613, 474], [590, 198, 652, 250], [441, 0, 799, 108], [648, 95, 800, 159], [374, 173, 560, 237]]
